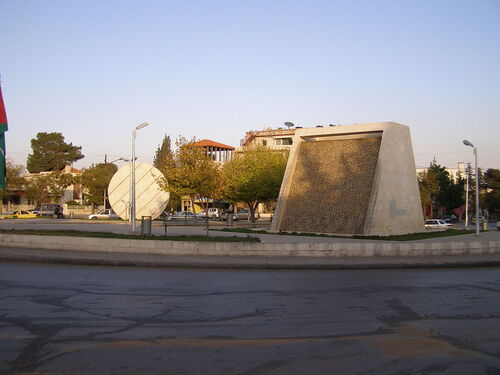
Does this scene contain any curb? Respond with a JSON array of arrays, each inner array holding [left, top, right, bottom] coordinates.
[[1, 233, 499, 258], [1, 247, 500, 270]]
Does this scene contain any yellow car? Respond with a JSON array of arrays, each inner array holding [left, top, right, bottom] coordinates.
[[1, 210, 39, 219]]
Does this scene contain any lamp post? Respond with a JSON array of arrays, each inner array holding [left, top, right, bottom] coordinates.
[[463, 140, 480, 235], [464, 172, 469, 230], [131, 122, 149, 232]]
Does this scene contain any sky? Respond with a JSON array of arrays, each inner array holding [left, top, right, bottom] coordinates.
[[0, 0, 499, 171]]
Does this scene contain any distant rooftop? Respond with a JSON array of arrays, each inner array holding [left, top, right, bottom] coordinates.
[[193, 139, 235, 150]]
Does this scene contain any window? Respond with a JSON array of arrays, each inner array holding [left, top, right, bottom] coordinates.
[[262, 140, 267, 146], [274, 138, 293, 146]]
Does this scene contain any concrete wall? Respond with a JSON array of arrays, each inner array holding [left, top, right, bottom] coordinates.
[[1, 234, 499, 258]]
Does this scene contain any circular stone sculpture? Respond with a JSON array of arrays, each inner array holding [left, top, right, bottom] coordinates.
[[108, 162, 170, 220]]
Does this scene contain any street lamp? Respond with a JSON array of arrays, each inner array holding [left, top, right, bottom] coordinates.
[[464, 171, 469, 230], [131, 122, 150, 232], [463, 139, 480, 235]]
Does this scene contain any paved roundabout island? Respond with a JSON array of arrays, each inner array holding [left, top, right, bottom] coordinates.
[[0, 218, 499, 269]]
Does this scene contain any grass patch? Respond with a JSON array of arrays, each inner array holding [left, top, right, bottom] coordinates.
[[0, 229, 260, 242], [352, 229, 476, 241], [216, 227, 476, 241]]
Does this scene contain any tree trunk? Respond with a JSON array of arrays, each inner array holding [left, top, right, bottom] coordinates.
[[247, 201, 259, 224], [200, 199, 209, 213]]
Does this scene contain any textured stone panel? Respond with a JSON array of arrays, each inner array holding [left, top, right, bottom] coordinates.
[[279, 137, 381, 234]]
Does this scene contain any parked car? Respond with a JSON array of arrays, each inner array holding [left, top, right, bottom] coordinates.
[[1, 210, 39, 219], [166, 211, 199, 221], [440, 214, 457, 223], [470, 215, 486, 223], [234, 209, 251, 221], [424, 219, 452, 229], [0, 210, 14, 217], [32, 203, 60, 217], [207, 207, 221, 219], [87, 209, 119, 220], [195, 211, 207, 218], [222, 209, 254, 221]]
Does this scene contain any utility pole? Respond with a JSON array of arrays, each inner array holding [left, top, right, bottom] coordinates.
[[463, 140, 480, 235], [465, 173, 469, 229], [130, 122, 150, 232]]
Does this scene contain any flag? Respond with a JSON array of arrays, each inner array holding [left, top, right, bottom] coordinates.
[[0, 81, 8, 190]]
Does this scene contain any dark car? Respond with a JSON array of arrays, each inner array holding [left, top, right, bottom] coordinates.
[[441, 214, 457, 223]]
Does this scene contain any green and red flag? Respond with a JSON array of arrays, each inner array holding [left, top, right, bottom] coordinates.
[[0, 81, 8, 189]]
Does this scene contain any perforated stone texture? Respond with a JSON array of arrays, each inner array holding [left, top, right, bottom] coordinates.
[[279, 137, 381, 234]]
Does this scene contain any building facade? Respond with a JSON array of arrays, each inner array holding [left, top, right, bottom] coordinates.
[[240, 127, 296, 150]]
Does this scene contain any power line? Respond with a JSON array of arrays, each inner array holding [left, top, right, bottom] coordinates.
[[414, 148, 500, 155]]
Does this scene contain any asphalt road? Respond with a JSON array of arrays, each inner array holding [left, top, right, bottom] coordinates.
[[1, 262, 499, 374]]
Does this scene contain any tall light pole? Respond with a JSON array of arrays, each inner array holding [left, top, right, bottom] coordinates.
[[131, 122, 149, 232], [464, 172, 469, 230], [463, 140, 480, 235]]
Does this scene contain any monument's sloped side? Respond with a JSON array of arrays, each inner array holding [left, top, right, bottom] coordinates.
[[365, 124, 424, 235], [271, 122, 424, 236]]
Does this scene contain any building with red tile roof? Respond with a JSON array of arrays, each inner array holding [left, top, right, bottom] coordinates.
[[192, 139, 235, 162]]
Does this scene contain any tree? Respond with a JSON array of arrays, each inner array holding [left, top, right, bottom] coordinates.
[[153, 135, 180, 210], [222, 145, 288, 222], [25, 171, 74, 206], [25, 175, 50, 206], [45, 171, 75, 201], [417, 169, 439, 217], [27, 132, 84, 173], [464, 163, 486, 217], [153, 135, 175, 171], [421, 161, 465, 214], [484, 168, 500, 217], [5, 160, 26, 190], [0, 161, 27, 213], [159, 137, 222, 213], [80, 163, 118, 206]]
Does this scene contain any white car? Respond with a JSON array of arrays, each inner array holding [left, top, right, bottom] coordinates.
[[424, 219, 452, 229], [207, 208, 221, 219], [88, 209, 119, 220]]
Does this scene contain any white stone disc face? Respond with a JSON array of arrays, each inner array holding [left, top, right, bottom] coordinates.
[[108, 162, 170, 220]]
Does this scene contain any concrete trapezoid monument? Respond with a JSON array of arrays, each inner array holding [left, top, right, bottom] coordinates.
[[108, 162, 170, 221], [271, 122, 424, 236]]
